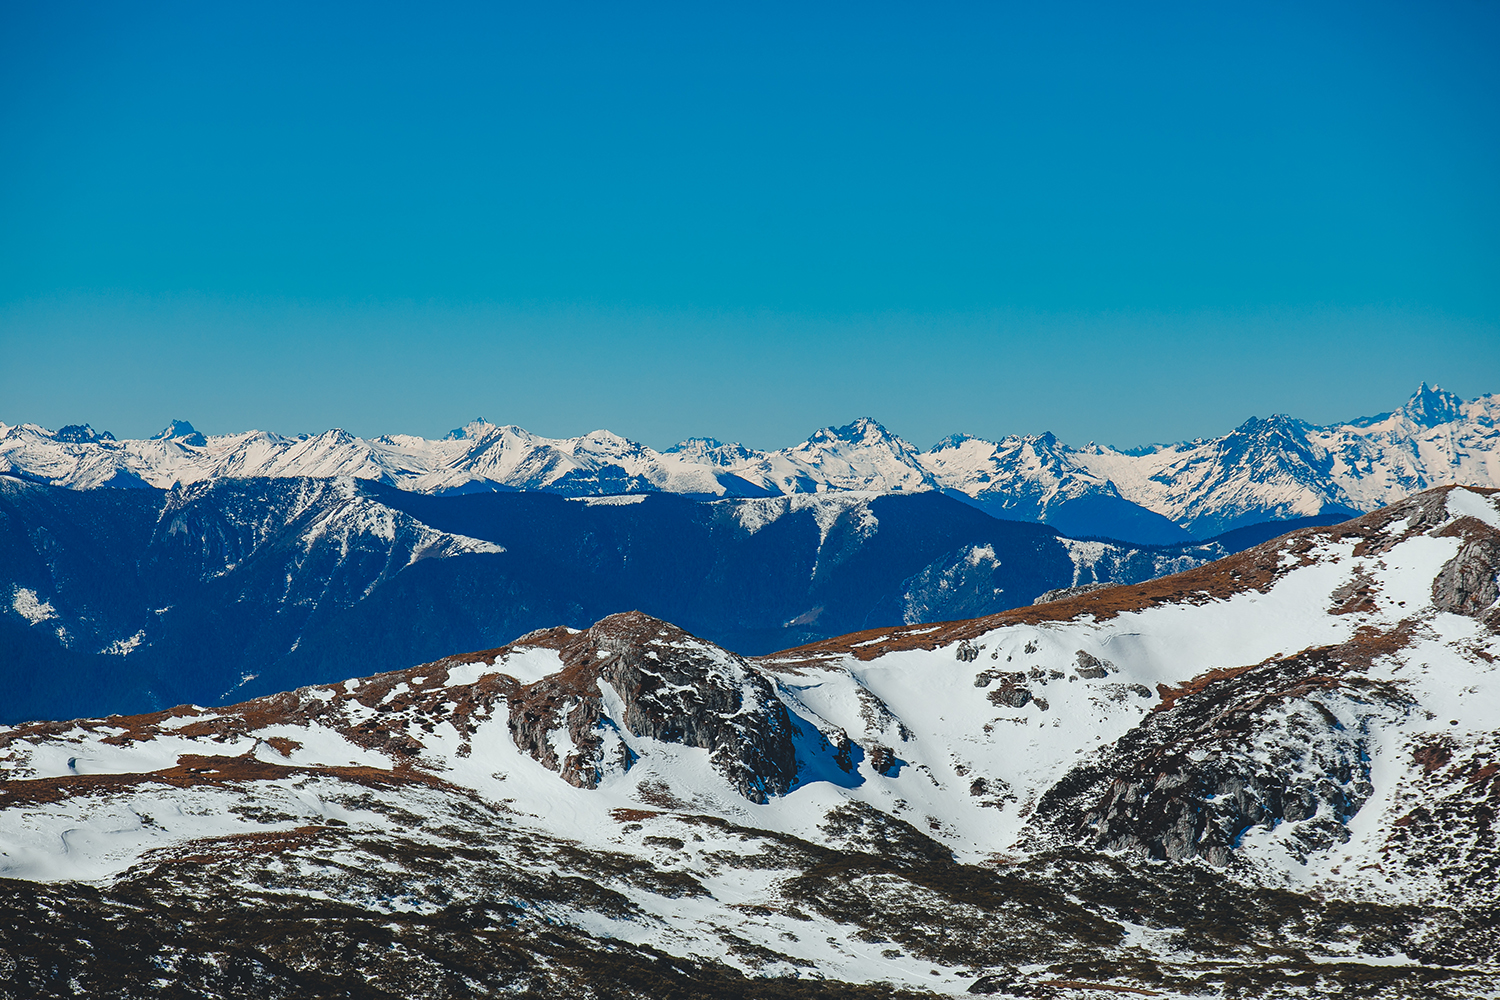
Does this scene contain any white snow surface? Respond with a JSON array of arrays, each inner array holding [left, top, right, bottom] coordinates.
[[1449, 486, 1500, 529], [11, 587, 57, 625], [722, 492, 881, 546]]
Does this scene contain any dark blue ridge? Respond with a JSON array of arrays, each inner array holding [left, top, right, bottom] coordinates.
[[0, 475, 1352, 724]]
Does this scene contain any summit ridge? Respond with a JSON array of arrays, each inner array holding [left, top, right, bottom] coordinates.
[[1, 384, 1496, 541]]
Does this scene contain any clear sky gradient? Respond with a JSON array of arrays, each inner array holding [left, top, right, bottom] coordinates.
[[2, 1, 1497, 449]]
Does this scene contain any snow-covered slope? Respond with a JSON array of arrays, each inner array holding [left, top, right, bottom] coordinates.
[[3, 384, 1498, 540], [2, 485, 1498, 997]]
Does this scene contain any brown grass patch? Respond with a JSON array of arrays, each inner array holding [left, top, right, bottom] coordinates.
[[0, 750, 457, 808], [261, 736, 301, 757], [1153, 665, 1257, 713], [611, 808, 661, 823], [1412, 742, 1453, 775]]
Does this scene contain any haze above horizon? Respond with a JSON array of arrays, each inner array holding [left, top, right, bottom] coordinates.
[[3, 2, 1497, 450]]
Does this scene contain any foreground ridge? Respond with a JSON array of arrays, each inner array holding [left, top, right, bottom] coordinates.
[[1, 485, 1498, 996]]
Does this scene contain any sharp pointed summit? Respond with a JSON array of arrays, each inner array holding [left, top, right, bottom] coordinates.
[[149, 419, 207, 447], [1401, 381, 1465, 428]]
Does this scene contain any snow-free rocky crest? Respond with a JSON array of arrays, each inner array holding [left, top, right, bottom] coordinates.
[[2, 485, 1499, 997]]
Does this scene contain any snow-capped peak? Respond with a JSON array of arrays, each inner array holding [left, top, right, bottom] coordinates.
[[664, 437, 762, 467], [745, 417, 935, 494], [443, 418, 498, 441], [809, 416, 899, 446], [1, 385, 1496, 541]]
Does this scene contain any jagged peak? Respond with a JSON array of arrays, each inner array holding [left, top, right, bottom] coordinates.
[[665, 437, 759, 465], [929, 430, 1070, 454], [53, 423, 115, 444], [1228, 413, 1309, 437], [668, 436, 725, 450], [1400, 382, 1464, 428], [927, 432, 978, 451], [666, 435, 725, 455], [444, 418, 496, 441], [150, 419, 206, 447], [804, 417, 908, 451]]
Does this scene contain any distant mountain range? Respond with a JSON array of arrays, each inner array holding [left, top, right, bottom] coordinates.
[[3, 383, 1495, 543]]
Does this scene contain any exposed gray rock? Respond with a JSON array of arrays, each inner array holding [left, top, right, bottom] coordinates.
[[867, 744, 901, 777], [986, 675, 1032, 709], [1075, 650, 1112, 679], [1033, 581, 1116, 605], [1027, 637, 1410, 866], [507, 612, 799, 803], [829, 728, 855, 773], [1432, 539, 1500, 617]]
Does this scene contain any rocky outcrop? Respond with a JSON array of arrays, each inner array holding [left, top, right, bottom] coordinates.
[[1033, 582, 1115, 605], [1074, 650, 1112, 679], [506, 656, 610, 790], [1432, 538, 1500, 618], [1027, 635, 1411, 865], [983, 672, 1032, 708], [506, 612, 799, 803]]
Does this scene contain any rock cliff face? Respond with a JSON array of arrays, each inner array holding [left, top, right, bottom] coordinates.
[[1432, 537, 1500, 618], [1028, 633, 1409, 865], [506, 612, 799, 803]]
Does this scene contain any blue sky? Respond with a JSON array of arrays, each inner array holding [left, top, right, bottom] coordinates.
[[2, 1, 1496, 449]]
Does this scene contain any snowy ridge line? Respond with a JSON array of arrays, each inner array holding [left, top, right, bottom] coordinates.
[[2, 383, 1497, 538]]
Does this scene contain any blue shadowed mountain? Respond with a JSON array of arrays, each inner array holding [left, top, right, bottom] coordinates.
[[0, 475, 1288, 723]]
